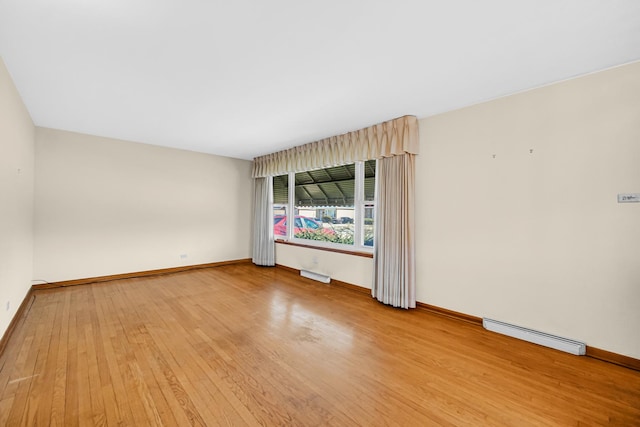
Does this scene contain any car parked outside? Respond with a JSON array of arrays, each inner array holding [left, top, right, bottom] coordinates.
[[274, 215, 332, 236]]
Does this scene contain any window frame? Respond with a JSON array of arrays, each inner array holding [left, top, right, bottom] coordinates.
[[272, 160, 376, 254]]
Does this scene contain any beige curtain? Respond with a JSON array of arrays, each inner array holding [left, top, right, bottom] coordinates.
[[251, 177, 275, 266], [252, 115, 418, 177], [373, 153, 416, 308]]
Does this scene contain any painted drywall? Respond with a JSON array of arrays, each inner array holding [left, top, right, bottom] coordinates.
[[417, 61, 640, 359], [0, 58, 35, 337], [275, 243, 373, 289], [34, 128, 252, 282]]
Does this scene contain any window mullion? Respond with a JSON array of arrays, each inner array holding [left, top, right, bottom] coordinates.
[[354, 162, 364, 248], [287, 172, 295, 240]]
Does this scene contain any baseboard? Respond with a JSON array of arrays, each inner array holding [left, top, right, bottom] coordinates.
[[329, 278, 371, 295], [32, 258, 252, 289], [274, 264, 299, 275], [586, 346, 640, 371], [416, 302, 483, 326], [0, 288, 35, 358]]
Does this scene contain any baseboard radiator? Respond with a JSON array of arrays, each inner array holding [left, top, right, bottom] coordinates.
[[300, 270, 331, 284], [483, 318, 586, 356]]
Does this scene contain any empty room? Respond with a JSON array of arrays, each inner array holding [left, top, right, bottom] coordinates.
[[1, 1, 639, 425]]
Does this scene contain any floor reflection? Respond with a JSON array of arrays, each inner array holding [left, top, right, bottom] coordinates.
[[267, 290, 354, 350]]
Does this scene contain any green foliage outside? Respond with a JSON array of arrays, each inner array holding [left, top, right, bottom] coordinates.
[[295, 226, 374, 246], [294, 228, 353, 245]]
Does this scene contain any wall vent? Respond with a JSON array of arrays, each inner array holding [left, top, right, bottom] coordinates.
[[300, 270, 330, 284], [483, 318, 586, 356]]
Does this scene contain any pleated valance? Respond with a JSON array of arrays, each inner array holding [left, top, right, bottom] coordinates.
[[251, 115, 419, 177]]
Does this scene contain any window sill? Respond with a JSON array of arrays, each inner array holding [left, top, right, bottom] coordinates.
[[275, 239, 374, 258]]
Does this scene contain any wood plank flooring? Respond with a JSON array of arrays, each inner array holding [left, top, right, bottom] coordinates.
[[0, 263, 638, 426]]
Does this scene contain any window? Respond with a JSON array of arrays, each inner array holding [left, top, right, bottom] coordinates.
[[273, 174, 288, 238], [362, 159, 376, 247], [272, 160, 376, 251]]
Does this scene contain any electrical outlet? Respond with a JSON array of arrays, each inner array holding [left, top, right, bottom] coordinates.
[[312, 256, 318, 264], [5, 301, 9, 312], [180, 253, 188, 260]]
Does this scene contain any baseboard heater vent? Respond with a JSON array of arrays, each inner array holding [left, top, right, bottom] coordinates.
[[483, 318, 586, 356], [300, 270, 331, 284]]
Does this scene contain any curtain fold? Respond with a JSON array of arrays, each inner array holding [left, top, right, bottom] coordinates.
[[251, 177, 275, 266], [252, 115, 418, 177], [372, 153, 416, 309]]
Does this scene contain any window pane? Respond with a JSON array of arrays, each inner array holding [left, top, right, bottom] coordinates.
[[273, 174, 288, 204], [273, 206, 287, 237], [364, 159, 376, 202], [294, 164, 355, 245], [295, 164, 355, 207], [273, 174, 288, 237], [364, 205, 375, 247], [364, 161, 376, 246], [333, 207, 355, 244]]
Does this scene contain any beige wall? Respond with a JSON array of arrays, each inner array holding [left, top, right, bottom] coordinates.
[[417, 61, 640, 359], [276, 61, 640, 359], [275, 244, 373, 289], [34, 128, 253, 282], [0, 58, 35, 337]]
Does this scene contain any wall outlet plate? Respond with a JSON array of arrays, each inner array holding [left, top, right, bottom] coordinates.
[[618, 193, 640, 203]]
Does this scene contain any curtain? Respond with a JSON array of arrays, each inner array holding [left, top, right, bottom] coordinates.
[[372, 153, 416, 309], [251, 177, 275, 266], [252, 115, 418, 177]]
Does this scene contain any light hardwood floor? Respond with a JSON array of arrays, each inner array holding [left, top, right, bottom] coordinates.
[[0, 263, 638, 426]]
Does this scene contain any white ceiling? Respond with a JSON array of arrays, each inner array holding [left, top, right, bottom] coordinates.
[[1, 1, 639, 160]]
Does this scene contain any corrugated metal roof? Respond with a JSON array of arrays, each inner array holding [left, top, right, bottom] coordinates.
[[273, 161, 375, 207]]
